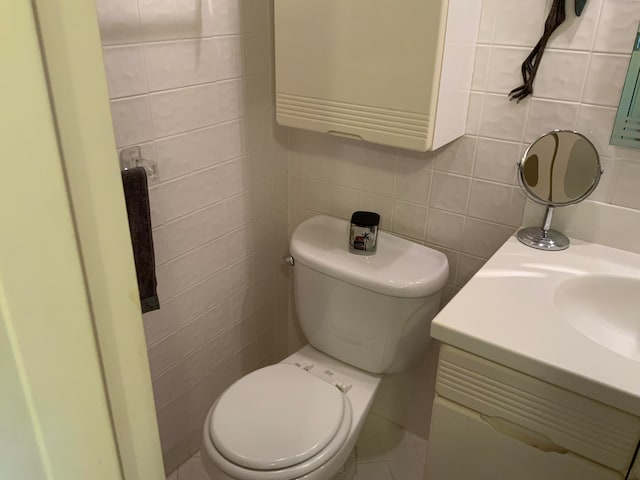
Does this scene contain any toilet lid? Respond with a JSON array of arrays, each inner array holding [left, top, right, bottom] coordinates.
[[210, 364, 346, 471]]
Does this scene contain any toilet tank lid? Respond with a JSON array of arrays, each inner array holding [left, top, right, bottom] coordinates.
[[290, 215, 449, 298]]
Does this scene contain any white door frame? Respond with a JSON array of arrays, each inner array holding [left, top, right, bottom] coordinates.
[[1, 1, 165, 479]]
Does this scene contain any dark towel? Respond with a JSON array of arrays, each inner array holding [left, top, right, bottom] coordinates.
[[121, 167, 160, 313]]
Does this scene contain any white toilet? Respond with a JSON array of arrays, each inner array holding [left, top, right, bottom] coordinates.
[[201, 215, 448, 480]]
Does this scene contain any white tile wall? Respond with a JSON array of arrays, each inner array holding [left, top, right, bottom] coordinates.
[[285, 0, 640, 437], [95, 0, 288, 474], [287, 0, 640, 304], [96, 0, 640, 473]]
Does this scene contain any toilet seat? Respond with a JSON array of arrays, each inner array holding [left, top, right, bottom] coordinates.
[[205, 364, 353, 480]]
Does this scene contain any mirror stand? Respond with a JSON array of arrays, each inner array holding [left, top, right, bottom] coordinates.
[[517, 206, 570, 251]]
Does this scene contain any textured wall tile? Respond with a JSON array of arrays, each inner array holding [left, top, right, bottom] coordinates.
[[471, 45, 491, 91], [164, 202, 227, 259], [207, 0, 242, 36], [589, 157, 619, 203], [245, 73, 272, 116], [215, 36, 245, 81], [138, 0, 225, 41], [161, 166, 226, 221], [95, 0, 140, 45], [392, 202, 428, 240], [456, 254, 486, 287], [148, 186, 166, 227], [467, 180, 526, 226], [150, 84, 220, 138], [474, 138, 520, 184], [247, 112, 273, 151], [466, 93, 484, 135], [550, 0, 603, 51], [217, 78, 246, 123], [225, 192, 252, 231], [148, 299, 232, 379], [534, 50, 590, 102], [426, 209, 466, 251], [583, 54, 630, 107], [433, 136, 477, 176], [524, 99, 579, 142], [153, 226, 169, 266], [594, 0, 640, 53], [576, 104, 617, 157], [395, 156, 433, 206], [359, 193, 395, 231], [486, 46, 531, 95], [154, 120, 245, 182], [462, 218, 515, 258], [477, 0, 497, 44], [242, 0, 269, 34], [110, 96, 154, 147], [430, 172, 471, 214], [102, 46, 147, 98], [492, 0, 548, 47], [362, 150, 398, 197], [479, 94, 528, 142], [144, 39, 221, 92], [169, 236, 229, 293], [243, 33, 271, 75], [611, 160, 640, 209]]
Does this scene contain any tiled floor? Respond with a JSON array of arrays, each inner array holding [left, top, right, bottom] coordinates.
[[167, 414, 427, 480]]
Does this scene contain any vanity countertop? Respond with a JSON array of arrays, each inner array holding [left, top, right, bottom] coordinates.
[[431, 236, 640, 416]]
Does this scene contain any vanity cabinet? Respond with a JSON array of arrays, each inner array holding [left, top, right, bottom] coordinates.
[[425, 346, 640, 480]]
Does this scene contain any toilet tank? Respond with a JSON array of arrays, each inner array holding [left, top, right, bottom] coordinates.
[[290, 216, 449, 374]]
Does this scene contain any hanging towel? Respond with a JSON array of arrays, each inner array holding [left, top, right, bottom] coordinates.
[[121, 167, 160, 313]]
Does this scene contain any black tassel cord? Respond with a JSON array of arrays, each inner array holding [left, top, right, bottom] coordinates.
[[509, 0, 567, 102]]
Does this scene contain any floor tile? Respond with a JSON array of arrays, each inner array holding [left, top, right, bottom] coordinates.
[[388, 457, 424, 480], [354, 461, 394, 480], [357, 414, 423, 463], [385, 431, 419, 461], [410, 434, 428, 461], [176, 454, 209, 480], [166, 470, 178, 480]]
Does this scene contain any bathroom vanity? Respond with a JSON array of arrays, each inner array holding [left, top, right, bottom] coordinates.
[[427, 235, 640, 480]]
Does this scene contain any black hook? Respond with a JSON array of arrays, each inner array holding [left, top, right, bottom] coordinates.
[[509, 0, 567, 102]]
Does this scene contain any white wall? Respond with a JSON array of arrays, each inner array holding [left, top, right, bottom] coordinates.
[[93, 0, 640, 468], [286, 0, 640, 437], [94, 0, 289, 473]]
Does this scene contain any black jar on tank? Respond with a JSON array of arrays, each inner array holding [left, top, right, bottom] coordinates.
[[349, 211, 380, 255]]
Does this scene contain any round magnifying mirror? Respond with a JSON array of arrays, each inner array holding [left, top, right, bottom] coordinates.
[[518, 130, 602, 251]]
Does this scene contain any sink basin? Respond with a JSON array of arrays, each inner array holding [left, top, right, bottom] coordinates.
[[555, 276, 640, 361]]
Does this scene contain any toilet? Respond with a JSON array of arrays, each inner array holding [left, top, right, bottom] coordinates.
[[201, 215, 448, 480]]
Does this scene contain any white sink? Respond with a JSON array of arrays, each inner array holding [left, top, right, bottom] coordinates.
[[431, 236, 640, 417], [555, 276, 640, 361]]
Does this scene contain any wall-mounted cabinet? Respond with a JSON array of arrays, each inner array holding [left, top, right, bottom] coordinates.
[[274, 0, 481, 152]]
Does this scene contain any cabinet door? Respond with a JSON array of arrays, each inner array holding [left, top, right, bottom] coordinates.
[[425, 397, 624, 480]]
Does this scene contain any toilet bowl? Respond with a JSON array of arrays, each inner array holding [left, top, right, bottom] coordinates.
[[201, 215, 448, 480], [202, 345, 380, 480]]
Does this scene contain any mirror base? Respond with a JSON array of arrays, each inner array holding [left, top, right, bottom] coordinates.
[[517, 227, 570, 251]]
